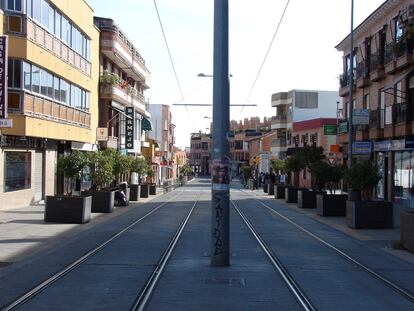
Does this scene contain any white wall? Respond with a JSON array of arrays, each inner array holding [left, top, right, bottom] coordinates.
[[292, 90, 340, 122]]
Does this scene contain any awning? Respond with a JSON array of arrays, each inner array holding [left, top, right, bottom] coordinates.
[[142, 116, 153, 132]]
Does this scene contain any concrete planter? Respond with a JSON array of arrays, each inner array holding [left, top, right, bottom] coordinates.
[[130, 184, 141, 201], [346, 200, 393, 229], [285, 186, 298, 203], [140, 184, 149, 198], [263, 183, 268, 193], [45, 195, 91, 224], [82, 190, 115, 213], [317, 194, 348, 216], [149, 183, 156, 195], [401, 210, 414, 252], [298, 189, 315, 208], [268, 182, 275, 195], [274, 185, 285, 199]]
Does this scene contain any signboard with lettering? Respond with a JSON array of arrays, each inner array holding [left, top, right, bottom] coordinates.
[[0, 36, 8, 124], [338, 121, 348, 134], [352, 109, 369, 125], [96, 127, 108, 141], [323, 124, 337, 135], [352, 141, 372, 154], [125, 107, 134, 149]]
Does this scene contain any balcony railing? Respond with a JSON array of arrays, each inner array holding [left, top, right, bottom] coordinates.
[[271, 115, 287, 122], [393, 102, 409, 124], [271, 138, 287, 147], [339, 71, 355, 88], [8, 16, 93, 76], [9, 91, 90, 128], [356, 62, 370, 80]]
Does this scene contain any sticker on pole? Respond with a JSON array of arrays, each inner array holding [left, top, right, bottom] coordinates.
[[212, 160, 230, 191]]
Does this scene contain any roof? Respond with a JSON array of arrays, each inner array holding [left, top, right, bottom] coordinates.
[[293, 118, 337, 132]]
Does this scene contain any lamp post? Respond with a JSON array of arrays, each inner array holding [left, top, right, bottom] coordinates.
[[348, 0, 355, 169], [211, 0, 230, 267]]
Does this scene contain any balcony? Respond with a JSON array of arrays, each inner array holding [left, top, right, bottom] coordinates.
[[355, 62, 371, 88], [271, 115, 287, 129], [369, 52, 385, 82], [384, 39, 414, 74], [339, 72, 355, 97], [6, 15, 92, 76], [97, 19, 150, 84], [100, 82, 147, 115], [271, 92, 290, 107]]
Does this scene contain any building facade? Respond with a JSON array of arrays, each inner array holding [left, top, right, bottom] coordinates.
[[148, 104, 175, 183], [0, 0, 99, 209], [94, 17, 151, 156], [336, 0, 414, 211], [189, 132, 211, 176], [270, 90, 340, 160]]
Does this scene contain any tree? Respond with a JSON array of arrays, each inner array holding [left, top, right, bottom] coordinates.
[[310, 161, 344, 193], [89, 151, 114, 190], [344, 160, 381, 199], [131, 157, 148, 183], [57, 150, 89, 195], [180, 164, 193, 176], [285, 155, 305, 186]]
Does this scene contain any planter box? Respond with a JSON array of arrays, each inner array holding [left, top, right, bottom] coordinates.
[[140, 184, 149, 198], [268, 182, 275, 195], [82, 190, 115, 213], [45, 195, 91, 224], [274, 185, 285, 199], [346, 200, 393, 229], [130, 184, 141, 201], [263, 183, 268, 193], [401, 210, 414, 252], [297, 189, 317, 209], [285, 186, 298, 203], [317, 194, 348, 216], [149, 183, 156, 195]]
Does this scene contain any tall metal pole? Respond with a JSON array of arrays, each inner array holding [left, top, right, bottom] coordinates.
[[211, 0, 230, 266], [348, 0, 354, 168]]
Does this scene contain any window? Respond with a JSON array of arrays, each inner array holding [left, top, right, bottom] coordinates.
[[23, 62, 31, 90], [40, 69, 48, 96], [7, 0, 23, 12], [61, 16, 69, 43], [4, 152, 31, 192], [395, 81, 403, 104], [33, 0, 41, 22], [26, 0, 32, 16], [7, 59, 21, 88], [47, 72, 53, 98], [53, 76, 60, 101], [41, 0, 50, 29], [363, 94, 370, 110], [55, 11, 61, 38], [70, 85, 75, 107], [395, 18, 403, 41], [32, 65, 40, 93], [48, 3, 54, 32], [60, 79, 66, 103]]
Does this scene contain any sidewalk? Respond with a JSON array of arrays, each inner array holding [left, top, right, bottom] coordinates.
[[0, 187, 165, 266], [248, 188, 414, 265]]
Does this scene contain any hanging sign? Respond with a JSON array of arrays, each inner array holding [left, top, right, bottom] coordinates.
[[125, 107, 134, 149]]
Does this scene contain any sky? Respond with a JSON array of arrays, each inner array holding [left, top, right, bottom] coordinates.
[[88, 0, 386, 149]]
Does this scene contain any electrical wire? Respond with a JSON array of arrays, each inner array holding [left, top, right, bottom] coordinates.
[[152, 0, 196, 128], [245, 0, 290, 104]]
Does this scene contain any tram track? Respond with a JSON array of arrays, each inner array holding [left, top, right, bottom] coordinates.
[[235, 188, 414, 306], [0, 190, 198, 311]]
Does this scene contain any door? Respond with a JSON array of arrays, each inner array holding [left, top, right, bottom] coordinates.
[[34, 150, 44, 202]]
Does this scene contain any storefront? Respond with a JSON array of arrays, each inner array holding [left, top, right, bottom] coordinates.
[[374, 136, 414, 210]]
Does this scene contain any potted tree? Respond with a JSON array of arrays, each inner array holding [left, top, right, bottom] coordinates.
[[284, 154, 305, 203], [45, 151, 91, 224], [147, 168, 156, 195], [313, 161, 348, 216], [240, 165, 252, 189], [401, 208, 414, 253], [345, 160, 392, 229], [82, 150, 116, 213], [130, 157, 148, 200], [296, 146, 325, 209], [272, 159, 286, 199]]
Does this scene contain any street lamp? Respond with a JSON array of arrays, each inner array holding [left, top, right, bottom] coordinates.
[[197, 73, 233, 78]]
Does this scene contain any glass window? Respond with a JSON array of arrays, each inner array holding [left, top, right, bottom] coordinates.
[[23, 62, 31, 90], [7, 0, 23, 11], [53, 76, 60, 101], [70, 85, 75, 107], [86, 40, 90, 60], [60, 79, 66, 103], [85, 91, 90, 111], [26, 0, 32, 17], [32, 65, 40, 93], [33, 0, 41, 22], [4, 152, 31, 192], [61, 16, 68, 43], [396, 18, 403, 41], [40, 69, 48, 96], [48, 5, 54, 32], [71, 24, 76, 50], [55, 11, 61, 38], [47, 72, 53, 98], [41, 0, 49, 29], [7, 60, 13, 88]]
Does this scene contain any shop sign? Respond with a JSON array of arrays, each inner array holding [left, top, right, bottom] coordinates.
[[352, 109, 369, 125], [0, 118, 12, 127], [405, 136, 414, 149], [352, 141, 372, 154], [338, 121, 348, 134], [392, 139, 405, 150], [125, 107, 134, 149], [323, 124, 337, 135], [374, 140, 391, 152], [96, 127, 108, 141]]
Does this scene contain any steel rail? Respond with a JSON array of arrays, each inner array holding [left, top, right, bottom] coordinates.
[[231, 200, 316, 311], [131, 201, 197, 311], [1, 191, 185, 311], [238, 188, 414, 304]]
